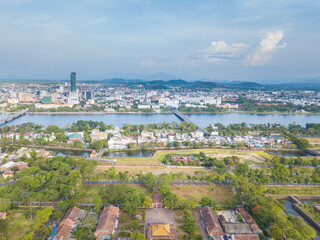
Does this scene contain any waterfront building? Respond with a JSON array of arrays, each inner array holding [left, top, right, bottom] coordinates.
[[43, 96, 52, 104]]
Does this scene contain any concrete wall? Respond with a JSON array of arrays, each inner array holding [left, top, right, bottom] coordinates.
[[268, 194, 320, 200], [292, 203, 320, 231]]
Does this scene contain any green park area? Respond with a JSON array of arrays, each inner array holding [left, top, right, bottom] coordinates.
[[268, 186, 320, 195]]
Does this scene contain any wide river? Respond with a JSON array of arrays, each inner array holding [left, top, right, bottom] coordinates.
[[1, 113, 320, 128]]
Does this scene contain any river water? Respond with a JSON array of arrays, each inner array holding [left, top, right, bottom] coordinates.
[[1, 113, 320, 128]]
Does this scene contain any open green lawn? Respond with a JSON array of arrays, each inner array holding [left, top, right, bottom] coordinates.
[[254, 151, 274, 160], [3, 210, 35, 240], [268, 186, 320, 195], [171, 185, 234, 204], [108, 149, 265, 165]]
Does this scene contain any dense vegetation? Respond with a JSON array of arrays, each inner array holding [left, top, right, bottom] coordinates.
[[232, 178, 316, 239]]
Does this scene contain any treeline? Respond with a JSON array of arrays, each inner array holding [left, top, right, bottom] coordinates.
[[236, 97, 320, 113], [122, 121, 198, 136], [207, 122, 320, 136], [70, 120, 113, 132], [178, 104, 225, 113]]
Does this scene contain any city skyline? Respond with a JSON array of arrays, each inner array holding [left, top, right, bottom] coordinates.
[[0, 0, 319, 81]]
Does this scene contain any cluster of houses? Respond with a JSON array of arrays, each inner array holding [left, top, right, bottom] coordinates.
[[0, 160, 28, 178], [49, 205, 120, 240], [1, 131, 56, 142], [0, 147, 52, 179], [99, 129, 290, 150], [200, 206, 262, 240], [0, 125, 291, 150]]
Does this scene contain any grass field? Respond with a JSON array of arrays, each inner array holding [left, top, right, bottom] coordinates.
[[105, 149, 266, 166], [94, 165, 211, 176], [304, 138, 320, 148], [268, 186, 320, 195], [171, 185, 234, 204], [254, 151, 274, 160], [3, 210, 35, 240]]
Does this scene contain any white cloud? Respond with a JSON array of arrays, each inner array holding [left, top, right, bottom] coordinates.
[[205, 41, 249, 62], [245, 30, 286, 66]]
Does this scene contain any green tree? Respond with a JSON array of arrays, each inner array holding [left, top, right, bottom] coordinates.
[[131, 232, 147, 240], [55, 132, 67, 142], [94, 196, 103, 213], [0, 219, 8, 237], [200, 196, 213, 206], [144, 173, 158, 190], [234, 163, 249, 177], [0, 198, 11, 212], [143, 196, 153, 208], [182, 210, 197, 234], [10, 166, 20, 174], [22, 232, 35, 240], [32, 207, 54, 232], [272, 163, 290, 183], [40, 225, 53, 239]]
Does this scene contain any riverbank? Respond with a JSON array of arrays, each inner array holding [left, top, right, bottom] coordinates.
[[25, 111, 320, 115]]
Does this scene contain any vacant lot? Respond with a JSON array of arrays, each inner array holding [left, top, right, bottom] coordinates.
[[3, 210, 35, 240], [95, 165, 211, 176], [104, 149, 266, 166], [304, 138, 320, 148], [268, 186, 320, 195], [171, 185, 234, 203]]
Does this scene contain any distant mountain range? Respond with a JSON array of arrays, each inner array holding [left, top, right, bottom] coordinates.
[[83, 77, 320, 90], [1, 75, 320, 90]]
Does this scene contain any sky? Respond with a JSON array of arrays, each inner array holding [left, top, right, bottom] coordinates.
[[0, 0, 319, 82]]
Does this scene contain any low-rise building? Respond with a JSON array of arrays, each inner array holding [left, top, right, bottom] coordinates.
[[95, 205, 120, 240], [237, 207, 262, 234], [200, 207, 224, 239], [50, 207, 86, 240]]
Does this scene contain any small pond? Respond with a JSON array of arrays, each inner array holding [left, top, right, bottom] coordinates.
[[50, 149, 90, 157], [268, 150, 314, 157], [103, 150, 154, 158]]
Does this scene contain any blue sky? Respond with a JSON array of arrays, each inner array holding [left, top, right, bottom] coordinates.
[[0, 0, 319, 81]]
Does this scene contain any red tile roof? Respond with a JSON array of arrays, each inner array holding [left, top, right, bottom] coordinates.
[[200, 207, 224, 236], [233, 234, 260, 240], [237, 207, 262, 234], [53, 218, 74, 240], [95, 205, 119, 240]]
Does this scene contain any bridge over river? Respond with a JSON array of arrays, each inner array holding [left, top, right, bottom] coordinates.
[[0, 109, 28, 125], [172, 109, 209, 134]]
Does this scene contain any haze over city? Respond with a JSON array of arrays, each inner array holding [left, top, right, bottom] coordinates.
[[1, 0, 320, 81]]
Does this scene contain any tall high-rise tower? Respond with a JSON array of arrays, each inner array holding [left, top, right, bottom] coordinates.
[[70, 72, 76, 92]]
